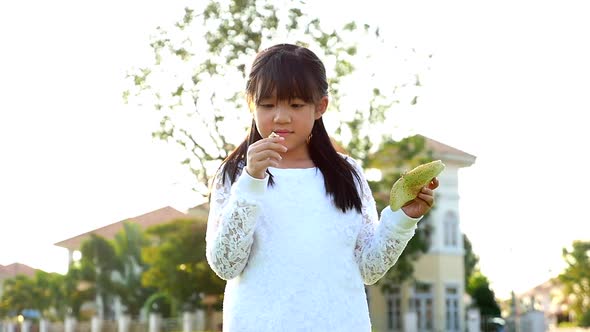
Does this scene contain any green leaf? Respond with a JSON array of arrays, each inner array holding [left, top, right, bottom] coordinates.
[[172, 85, 184, 97], [343, 21, 356, 31]]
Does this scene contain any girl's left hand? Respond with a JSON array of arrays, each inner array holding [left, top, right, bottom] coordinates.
[[401, 178, 439, 219]]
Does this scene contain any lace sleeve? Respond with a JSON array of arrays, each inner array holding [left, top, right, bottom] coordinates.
[[205, 168, 267, 280], [349, 158, 422, 285]]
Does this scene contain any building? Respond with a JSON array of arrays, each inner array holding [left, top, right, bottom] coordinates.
[[509, 278, 573, 328], [54, 206, 191, 266], [53, 207, 195, 316], [53, 206, 219, 326], [367, 135, 476, 332]]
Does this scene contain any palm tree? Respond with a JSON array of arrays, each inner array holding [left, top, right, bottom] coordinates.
[[60, 264, 92, 319], [111, 222, 156, 318], [79, 234, 121, 319]]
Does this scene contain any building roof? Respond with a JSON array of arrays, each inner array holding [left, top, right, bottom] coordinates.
[[330, 134, 475, 162], [420, 135, 476, 166], [519, 278, 562, 297], [54, 206, 190, 251], [0, 263, 38, 279], [188, 202, 210, 219]]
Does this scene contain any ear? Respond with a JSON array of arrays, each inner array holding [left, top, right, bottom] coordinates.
[[314, 96, 328, 120]]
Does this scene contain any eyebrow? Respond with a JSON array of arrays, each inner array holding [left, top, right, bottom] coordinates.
[[258, 95, 304, 102]]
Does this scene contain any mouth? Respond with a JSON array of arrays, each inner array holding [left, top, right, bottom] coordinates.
[[273, 130, 293, 137]]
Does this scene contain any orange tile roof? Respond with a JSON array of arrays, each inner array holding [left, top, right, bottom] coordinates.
[[331, 134, 475, 161], [54, 206, 191, 251], [0, 262, 38, 278], [420, 134, 476, 160], [187, 202, 210, 219]]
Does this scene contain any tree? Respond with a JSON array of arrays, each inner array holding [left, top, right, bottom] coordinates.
[[0, 270, 89, 321], [125, 0, 431, 294], [124, 0, 429, 198], [463, 234, 501, 321], [0, 275, 36, 317], [30, 271, 62, 319], [79, 234, 121, 319], [56, 264, 93, 319], [559, 240, 590, 326], [467, 271, 501, 317], [141, 218, 225, 315], [111, 222, 157, 318], [0, 299, 8, 319], [39, 271, 75, 321], [463, 233, 479, 287]]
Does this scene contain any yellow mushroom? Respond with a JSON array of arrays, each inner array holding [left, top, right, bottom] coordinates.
[[389, 160, 445, 211]]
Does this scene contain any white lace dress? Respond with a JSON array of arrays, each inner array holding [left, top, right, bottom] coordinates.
[[205, 156, 421, 332]]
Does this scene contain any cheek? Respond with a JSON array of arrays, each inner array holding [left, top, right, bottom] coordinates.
[[253, 111, 272, 133], [301, 112, 316, 130], [253, 110, 267, 125]]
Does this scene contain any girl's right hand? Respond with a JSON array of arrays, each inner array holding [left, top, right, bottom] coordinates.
[[246, 135, 288, 179]]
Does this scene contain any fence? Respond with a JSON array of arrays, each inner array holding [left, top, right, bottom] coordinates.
[[0, 312, 217, 332]]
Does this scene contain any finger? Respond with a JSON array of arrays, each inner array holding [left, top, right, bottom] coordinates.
[[263, 135, 286, 144], [248, 144, 286, 159], [428, 177, 439, 190], [250, 150, 283, 163], [268, 141, 289, 153], [267, 136, 285, 143], [250, 140, 288, 153], [249, 157, 280, 171], [417, 192, 434, 207], [420, 187, 434, 196], [254, 158, 280, 170]]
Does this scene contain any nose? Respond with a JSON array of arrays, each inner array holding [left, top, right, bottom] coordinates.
[[273, 105, 291, 123]]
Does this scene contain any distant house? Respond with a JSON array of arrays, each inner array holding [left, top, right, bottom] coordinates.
[[54, 206, 192, 266], [0, 262, 39, 298], [509, 278, 573, 327], [53, 206, 207, 321]]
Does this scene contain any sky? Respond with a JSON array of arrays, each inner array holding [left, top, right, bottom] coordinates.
[[1, 0, 589, 300]]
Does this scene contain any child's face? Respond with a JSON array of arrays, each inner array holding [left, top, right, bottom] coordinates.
[[253, 93, 327, 152]]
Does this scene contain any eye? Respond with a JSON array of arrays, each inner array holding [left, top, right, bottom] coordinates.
[[259, 103, 275, 108], [291, 103, 305, 109]]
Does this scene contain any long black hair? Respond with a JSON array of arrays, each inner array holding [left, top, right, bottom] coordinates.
[[218, 44, 362, 213]]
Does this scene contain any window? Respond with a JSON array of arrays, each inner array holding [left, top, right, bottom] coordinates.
[[410, 283, 433, 331], [444, 211, 459, 248], [445, 286, 460, 332], [386, 287, 402, 331]]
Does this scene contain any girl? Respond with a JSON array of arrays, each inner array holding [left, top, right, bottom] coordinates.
[[205, 43, 439, 331]]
